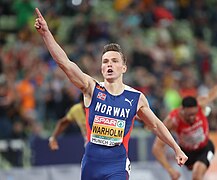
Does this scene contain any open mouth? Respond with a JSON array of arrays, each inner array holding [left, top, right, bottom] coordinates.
[[107, 69, 113, 74]]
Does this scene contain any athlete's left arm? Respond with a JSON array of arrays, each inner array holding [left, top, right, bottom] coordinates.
[[197, 85, 217, 107], [137, 93, 188, 166]]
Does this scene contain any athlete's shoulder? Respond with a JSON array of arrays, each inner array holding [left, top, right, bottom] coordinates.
[[124, 85, 142, 94], [69, 103, 82, 113], [168, 108, 182, 127], [169, 108, 180, 117], [74, 103, 83, 109], [66, 103, 83, 120]]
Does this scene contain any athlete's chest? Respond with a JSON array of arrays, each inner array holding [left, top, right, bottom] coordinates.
[[176, 115, 206, 135], [93, 89, 138, 117]]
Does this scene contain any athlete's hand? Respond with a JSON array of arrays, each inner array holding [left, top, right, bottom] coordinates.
[[34, 8, 49, 36], [175, 148, 188, 166], [48, 137, 59, 150], [168, 168, 181, 180]]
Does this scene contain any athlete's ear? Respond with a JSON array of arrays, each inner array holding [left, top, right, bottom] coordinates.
[[122, 64, 127, 73]]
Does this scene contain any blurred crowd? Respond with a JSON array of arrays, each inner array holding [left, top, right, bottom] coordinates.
[[0, 0, 217, 156]]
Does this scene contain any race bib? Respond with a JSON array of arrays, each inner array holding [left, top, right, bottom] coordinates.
[[90, 115, 125, 146]]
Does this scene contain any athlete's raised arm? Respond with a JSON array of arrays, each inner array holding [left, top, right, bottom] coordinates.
[[137, 94, 188, 167], [34, 8, 95, 95]]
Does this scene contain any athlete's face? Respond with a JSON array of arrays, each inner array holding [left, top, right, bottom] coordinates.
[[182, 106, 198, 124], [101, 51, 127, 81]]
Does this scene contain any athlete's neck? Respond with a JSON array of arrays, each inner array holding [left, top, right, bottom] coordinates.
[[104, 81, 125, 96]]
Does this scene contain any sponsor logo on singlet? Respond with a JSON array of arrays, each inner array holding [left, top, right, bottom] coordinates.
[[90, 115, 125, 146], [124, 98, 133, 106]]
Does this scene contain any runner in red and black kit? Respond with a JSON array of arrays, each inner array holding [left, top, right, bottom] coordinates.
[[168, 105, 214, 169], [152, 85, 217, 180]]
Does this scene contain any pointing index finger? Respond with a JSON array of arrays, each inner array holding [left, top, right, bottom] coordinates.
[[35, 8, 44, 19]]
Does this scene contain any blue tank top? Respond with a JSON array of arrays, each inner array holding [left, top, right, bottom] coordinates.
[[85, 82, 141, 161]]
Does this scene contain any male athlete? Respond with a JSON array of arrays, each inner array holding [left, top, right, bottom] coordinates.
[[152, 85, 217, 180], [49, 94, 87, 149], [34, 8, 187, 180]]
